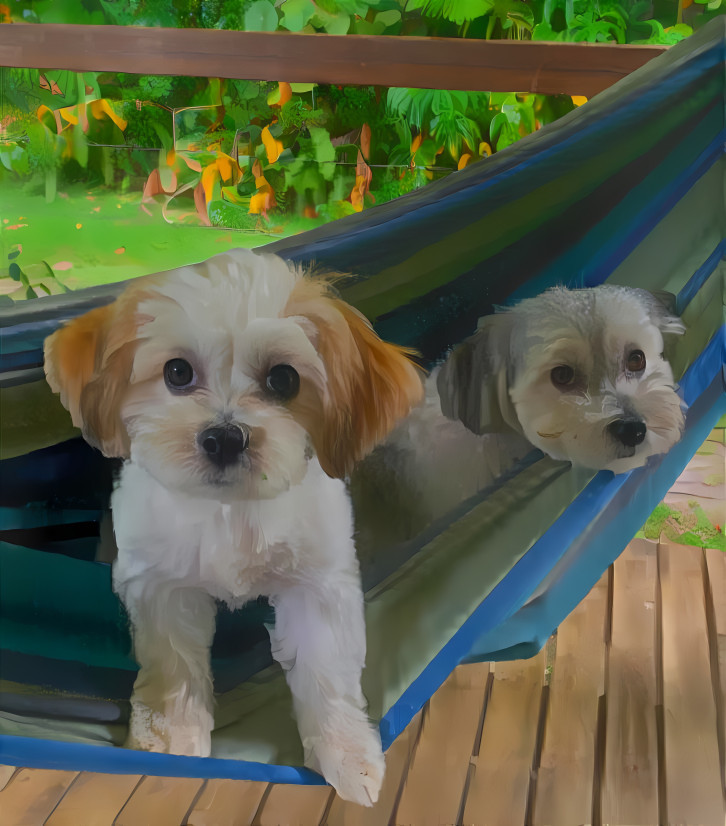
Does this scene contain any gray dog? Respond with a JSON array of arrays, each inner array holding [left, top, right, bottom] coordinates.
[[437, 285, 686, 473]]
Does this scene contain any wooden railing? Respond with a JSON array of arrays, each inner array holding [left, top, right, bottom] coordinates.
[[0, 23, 668, 96]]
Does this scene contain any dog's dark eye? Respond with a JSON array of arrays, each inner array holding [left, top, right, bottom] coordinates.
[[627, 350, 646, 373], [551, 365, 575, 388], [266, 364, 300, 400], [164, 358, 195, 391]]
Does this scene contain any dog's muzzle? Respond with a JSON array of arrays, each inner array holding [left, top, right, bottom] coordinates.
[[198, 424, 250, 468], [607, 418, 646, 448]]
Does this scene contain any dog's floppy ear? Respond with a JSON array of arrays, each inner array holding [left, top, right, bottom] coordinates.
[[44, 294, 141, 458], [639, 289, 686, 336], [286, 281, 424, 478], [437, 312, 521, 436]]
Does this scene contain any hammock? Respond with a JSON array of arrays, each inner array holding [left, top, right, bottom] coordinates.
[[1, 18, 725, 785]]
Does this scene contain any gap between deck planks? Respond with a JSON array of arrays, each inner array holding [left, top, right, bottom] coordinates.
[[1, 539, 725, 825], [601, 538, 659, 825]]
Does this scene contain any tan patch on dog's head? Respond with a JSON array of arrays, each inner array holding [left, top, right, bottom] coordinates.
[[44, 278, 158, 457], [284, 278, 424, 477]]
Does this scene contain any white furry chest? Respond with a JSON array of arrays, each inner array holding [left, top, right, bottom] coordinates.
[[111, 460, 354, 605], [194, 504, 300, 601]]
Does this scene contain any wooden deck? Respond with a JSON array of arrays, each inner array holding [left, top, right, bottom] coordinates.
[[2, 431, 725, 825]]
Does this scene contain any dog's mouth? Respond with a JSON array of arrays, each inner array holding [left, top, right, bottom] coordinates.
[[537, 430, 564, 439]]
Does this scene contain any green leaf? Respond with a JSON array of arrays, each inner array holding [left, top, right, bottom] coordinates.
[[450, 91, 469, 112], [431, 90, 453, 116], [152, 122, 174, 152], [72, 121, 88, 168], [311, 7, 350, 33], [41, 261, 68, 292], [280, 0, 316, 31], [159, 159, 176, 192], [325, 0, 370, 14], [308, 126, 336, 180], [289, 83, 317, 93], [244, 1, 279, 31], [375, 9, 401, 27], [532, 20, 561, 40], [406, 0, 494, 24], [489, 92, 516, 106], [0, 145, 29, 175]]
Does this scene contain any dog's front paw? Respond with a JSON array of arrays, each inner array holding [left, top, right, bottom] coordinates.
[[125, 699, 212, 757], [305, 712, 385, 806]]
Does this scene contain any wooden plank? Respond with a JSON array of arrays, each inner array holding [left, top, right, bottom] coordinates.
[[324, 710, 423, 826], [44, 772, 143, 826], [253, 783, 332, 826], [0, 765, 17, 792], [601, 539, 659, 825], [114, 776, 206, 826], [0, 24, 667, 96], [463, 653, 544, 826], [705, 546, 726, 798], [533, 570, 609, 826], [0, 767, 78, 826], [659, 542, 724, 826], [185, 778, 268, 826], [394, 663, 490, 826]]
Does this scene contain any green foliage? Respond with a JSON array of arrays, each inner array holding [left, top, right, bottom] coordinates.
[[4, 258, 68, 300], [6, 0, 719, 41], [1, 0, 721, 237]]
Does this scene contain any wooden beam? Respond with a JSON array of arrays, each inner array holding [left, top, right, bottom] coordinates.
[[0, 23, 667, 96]]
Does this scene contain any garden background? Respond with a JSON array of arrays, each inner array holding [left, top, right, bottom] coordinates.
[[0, 0, 722, 297]]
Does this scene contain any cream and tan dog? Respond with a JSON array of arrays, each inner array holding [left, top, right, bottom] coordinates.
[[44, 249, 423, 805], [437, 285, 685, 473]]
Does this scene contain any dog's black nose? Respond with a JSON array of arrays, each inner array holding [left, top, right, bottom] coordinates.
[[607, 419, 647, 448], [198, 425, 250, 468]]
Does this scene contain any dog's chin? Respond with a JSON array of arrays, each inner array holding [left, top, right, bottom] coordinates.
[[524, 425, 680, 475], [601, 452, 646, 474]]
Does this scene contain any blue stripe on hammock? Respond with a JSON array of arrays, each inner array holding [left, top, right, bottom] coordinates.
[[0, 733, 327, 786], [5, 126, 722, 377], [677, 239, 726, 315], [582, 129, 726, 288], [508, 126, 726, 303]]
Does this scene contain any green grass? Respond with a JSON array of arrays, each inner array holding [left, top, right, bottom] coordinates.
[[0, 183, 318, 296], [638, 501, 726, 551]]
